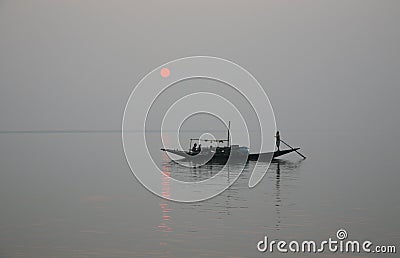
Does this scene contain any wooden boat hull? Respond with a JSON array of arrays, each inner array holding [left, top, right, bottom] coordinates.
[[161, 147, 300, 164], [248, 148, 300, 161]]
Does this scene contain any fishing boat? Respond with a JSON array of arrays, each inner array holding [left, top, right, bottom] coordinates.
[[160, 122, 304, 164]]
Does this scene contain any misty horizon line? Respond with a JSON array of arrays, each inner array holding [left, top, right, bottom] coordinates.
[[0, 129, 251, 134]]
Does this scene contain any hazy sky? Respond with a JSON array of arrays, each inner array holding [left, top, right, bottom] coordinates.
[[1, 0, 399, 136], [1, 3, 399, 256]]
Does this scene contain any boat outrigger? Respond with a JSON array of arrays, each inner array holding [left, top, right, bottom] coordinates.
[[160, 122, 305, 164]]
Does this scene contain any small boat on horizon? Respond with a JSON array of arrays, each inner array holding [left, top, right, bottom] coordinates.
[[160, 122, 303, 164]]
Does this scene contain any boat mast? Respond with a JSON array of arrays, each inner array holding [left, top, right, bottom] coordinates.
[[227, 121, 231, 147]]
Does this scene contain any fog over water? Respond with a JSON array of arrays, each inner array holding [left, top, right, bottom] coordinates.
[[1, 1, 399, 257]]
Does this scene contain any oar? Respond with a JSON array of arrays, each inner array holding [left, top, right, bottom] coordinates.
[[280, 139, 306, 159]]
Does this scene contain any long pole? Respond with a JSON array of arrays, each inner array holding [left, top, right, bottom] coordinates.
[[280, 139, 306, 159]]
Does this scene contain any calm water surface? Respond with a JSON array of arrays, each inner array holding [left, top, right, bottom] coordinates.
[[0, 131, 399, 257]]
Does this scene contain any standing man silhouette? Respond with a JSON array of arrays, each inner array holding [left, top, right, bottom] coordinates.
[[275, 131, 280, 151]]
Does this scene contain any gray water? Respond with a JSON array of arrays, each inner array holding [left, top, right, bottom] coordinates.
[[0, 130, 399, 257], [2, 1, 400, 257]]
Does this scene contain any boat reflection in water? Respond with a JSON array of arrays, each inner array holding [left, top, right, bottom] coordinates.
[[157, 154, 173, 248], [153, 153, 304, 258], [268, 159, 303, 231]]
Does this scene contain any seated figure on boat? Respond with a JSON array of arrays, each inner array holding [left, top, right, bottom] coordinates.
[[192, 143, 198, 152]]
